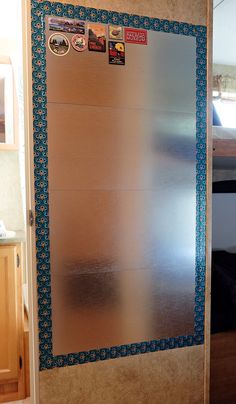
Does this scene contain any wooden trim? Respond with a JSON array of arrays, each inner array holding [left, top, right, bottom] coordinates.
[[204, 0, 213, 403], [16, 244, 26, 401], [24, 310, 30, 398], [210, 330, 236, 403], [213, 139, 236, 157], [22, 0, 40, 402]]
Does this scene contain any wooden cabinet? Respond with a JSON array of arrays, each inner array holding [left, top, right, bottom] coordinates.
[[0, 244, 25, 403], [0, 246, 18, 383]]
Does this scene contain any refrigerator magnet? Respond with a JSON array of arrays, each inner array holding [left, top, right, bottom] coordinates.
[[48, 33, 70, 56], [109, 41, 125, 65], [109, 25, 123, 41], [71, 34, 87, 52], [48, 17, 86, 35], [88, 23, 106, 52], [124, 28, 148, 45]]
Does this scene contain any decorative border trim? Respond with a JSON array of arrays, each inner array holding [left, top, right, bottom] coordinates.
[[31, 0, 207, 371]]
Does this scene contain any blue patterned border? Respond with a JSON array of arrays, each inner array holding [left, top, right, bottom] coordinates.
[[31, 0, 207, 371]]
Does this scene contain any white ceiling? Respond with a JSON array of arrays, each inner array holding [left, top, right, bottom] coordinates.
[[213, 0, 236, 66]]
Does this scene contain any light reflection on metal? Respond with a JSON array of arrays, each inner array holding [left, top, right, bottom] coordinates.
[[45, 22, 197, 355]]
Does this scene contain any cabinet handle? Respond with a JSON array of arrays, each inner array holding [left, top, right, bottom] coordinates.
[[17, 254, 20, 268], [19, 356, 23, 369], [29, 209, 34, 227]]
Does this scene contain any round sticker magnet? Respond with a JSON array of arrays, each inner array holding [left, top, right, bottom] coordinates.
[[48, 33, 70, 56], [71, 34, 87, 52]]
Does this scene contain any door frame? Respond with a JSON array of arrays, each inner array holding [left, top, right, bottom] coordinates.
[[204, 0, 213, 403], [21, 1, 213, 403], [22, 0, 40, 402]]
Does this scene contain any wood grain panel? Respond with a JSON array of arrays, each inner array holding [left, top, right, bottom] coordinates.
[[210, 331, 236, 404], [0, 244, 25, 403], [24, 310, 30, 398], [213, 139, 236, 157], [0, 246, 18, 383]]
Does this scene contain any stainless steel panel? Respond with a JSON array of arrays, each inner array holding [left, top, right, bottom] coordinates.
[[49, 189, 195, 276], [46, 21, 196, 113], [47, 103, 196, 191], [52, 269, 194, 354], [45, 19, 197, 355]]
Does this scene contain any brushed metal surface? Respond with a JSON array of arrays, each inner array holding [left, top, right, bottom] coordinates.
[[46, 23, 196, 112], [47, 104, 196, 191], [45, 18, 197, 355]]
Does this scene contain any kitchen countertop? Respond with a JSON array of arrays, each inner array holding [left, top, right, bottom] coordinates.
[[0, 230, 26, 245]]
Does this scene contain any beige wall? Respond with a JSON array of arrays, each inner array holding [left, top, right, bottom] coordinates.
[[0, 151, 24, 232], [50, 0, 207, 25], [36, 0, 211, 403], [0, 15, 25, 233], [40, 346, 204, 404]]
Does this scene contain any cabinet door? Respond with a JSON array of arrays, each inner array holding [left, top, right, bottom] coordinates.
[[0, 246, 19, 383]]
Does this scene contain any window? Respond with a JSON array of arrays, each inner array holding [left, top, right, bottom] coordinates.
[[213, 93, 236, 128]]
